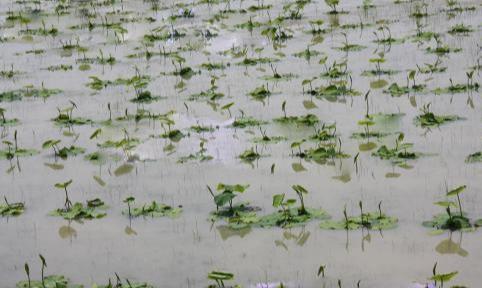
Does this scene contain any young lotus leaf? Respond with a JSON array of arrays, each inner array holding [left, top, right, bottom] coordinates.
[[95, 283, 153, 288], [160, 129, 185, 142], [274, 114, 319, 126], [258, 207, 330, 228], [208, 271, 234, 281], [415, 111, 461, 127], [430, 271, 458, 282], [231, 117, 267, 128], [124, 201, 182, 218], [177, 151, 213, 163], [57, 146, 86, 159], [466, 152, 482, 163], [319, 212, 398, 230], [0, 148, 38, 159], [0, 201, 25, 216], [238, 148, 261, 162], [16, 275, 82, 288], [446, 185, 466, 197], [296, 144, 350, 164], [249, 85, 271, 101], [309, 84, 360, 102], [422, 213, 473, 232], [372, 136, 420, 164], [49, 199, 107, 220], [209, 203, 261, 229], [207, 271, 239, 288]]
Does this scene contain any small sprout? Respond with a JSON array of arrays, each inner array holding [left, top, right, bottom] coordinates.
[[281, 100, 287, 118], [54, 180, 73, 211], [221, 102, 234, 117], [107, 103, 111, 121], [39, 254, 47, 288], [90, 128, 102, 139], [317, 265, 326, 277], [354, 152, 359, 173], [364, 90, 370, 118], [123, 196, 135, 218], [25, 263, 30, 288]]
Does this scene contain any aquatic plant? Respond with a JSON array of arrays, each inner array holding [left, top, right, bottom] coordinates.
[[95, 274, 154, 288], [325, 0, 340, 14], [293, 46, 321, 60], [207, 183, 260, 229], [50, 180, 106, 220], [310, 124, 336, 142], [0, 131, 38, 159], [252, 127, 287, 144], [0, 196, 25, 216], [465, 152, 482, 163], [261, 25, 293, 42], [306, 80, 360, 101], [231, 116, 267, 128], [50, 198, 107, 220], [98, 133, 140, 151], [361, 54, 398, 77], [0, 65, 20, 78], [160, 129, 185, 142], [130, 90, 162, 103], [416, 58, 447, 74], [319, 201, 398, 230], [320, 59, 349, 79], [426, 35, 462, 55], [414, 103, 462, 127], [52, 102, 92, 126], [293, 134, 350, 164], [258, 185, 329, 228], [208, 271, 238, 288], [122, 198, 182, 218], [123, 196, 135, 218], [17, 255, 83, 288], [0, 107, 19, 126], [208, 183, 250, 214], [274, 113, 319, 127], [178, 139, 213, 163], [372, 133, 419, 163], [428, 263, 459, 288], [423, 185, 482, 232], [238, 147, 261, 162], [0, 86, 61, 102], [336, 32, 365, 52], [433, 77, 479, 94], [384, 74, 426, 96], [249, 84, 271, 102], [448, 24, 472, 34]]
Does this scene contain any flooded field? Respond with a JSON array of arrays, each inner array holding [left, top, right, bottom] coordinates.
[[0, 0, 481, 287]]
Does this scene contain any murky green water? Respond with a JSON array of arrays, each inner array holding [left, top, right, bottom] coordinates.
[[1, 0, 481, 287]]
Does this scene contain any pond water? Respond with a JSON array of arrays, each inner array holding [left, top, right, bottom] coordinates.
[[0, 0, 481, 287]]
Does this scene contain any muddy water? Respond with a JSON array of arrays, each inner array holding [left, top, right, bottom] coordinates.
[[0, 0, 481, 287]]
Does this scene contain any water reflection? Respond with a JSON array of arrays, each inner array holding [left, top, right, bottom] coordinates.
[[58, 222, 77, 241], [435, 232, 468, 257], [125, 225, 137, 236], [275, 228, 311, 250], [217, 225, 252, 240]]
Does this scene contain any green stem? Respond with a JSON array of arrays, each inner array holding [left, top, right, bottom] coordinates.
[[456, 193, 462, 217]]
